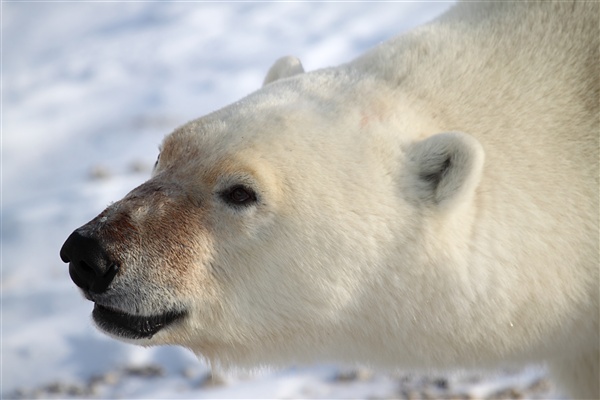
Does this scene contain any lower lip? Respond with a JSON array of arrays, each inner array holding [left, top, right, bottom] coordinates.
[[92, 304, 186, 340]]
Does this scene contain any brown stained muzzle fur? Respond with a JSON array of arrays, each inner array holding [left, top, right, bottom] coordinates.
[[61, 178, 211, 306]]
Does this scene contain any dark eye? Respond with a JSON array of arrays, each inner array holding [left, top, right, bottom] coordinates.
[[221, 185, 257, 206], [154, 153, 160, 169]]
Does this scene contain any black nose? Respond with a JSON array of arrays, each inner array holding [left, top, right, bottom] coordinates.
[[60, 230, 119, 294]]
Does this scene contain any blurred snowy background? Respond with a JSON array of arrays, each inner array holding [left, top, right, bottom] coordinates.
[[3, 2, 562, 398]]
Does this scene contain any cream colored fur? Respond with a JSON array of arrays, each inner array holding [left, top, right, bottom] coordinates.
[[81, 2, 599, 398]]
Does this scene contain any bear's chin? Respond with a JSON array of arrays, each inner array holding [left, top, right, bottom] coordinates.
[[92, 303, 186, 340]]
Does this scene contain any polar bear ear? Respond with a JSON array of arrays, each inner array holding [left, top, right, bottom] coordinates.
[[407, 132, 484, 210], [262, 56, 305, 86]]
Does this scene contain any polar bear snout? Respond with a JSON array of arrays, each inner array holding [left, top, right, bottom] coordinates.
[[60, 230, 119, 294], [60, 178, 214, 341]]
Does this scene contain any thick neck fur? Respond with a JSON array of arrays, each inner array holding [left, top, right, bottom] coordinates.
[[339, 0, 599, 368]]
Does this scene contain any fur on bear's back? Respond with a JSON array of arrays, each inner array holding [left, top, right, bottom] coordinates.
[[359, 1, 599, 144]]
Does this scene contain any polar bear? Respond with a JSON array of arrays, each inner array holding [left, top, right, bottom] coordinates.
[[60, 1, 599, 398]]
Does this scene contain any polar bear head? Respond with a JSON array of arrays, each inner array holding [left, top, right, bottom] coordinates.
[[60, 56, 484, 368]]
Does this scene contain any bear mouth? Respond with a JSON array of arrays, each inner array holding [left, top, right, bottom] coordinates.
[[92, 304, 186, 340]]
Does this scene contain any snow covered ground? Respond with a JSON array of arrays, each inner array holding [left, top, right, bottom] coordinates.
[[3, 2, 563, 398]]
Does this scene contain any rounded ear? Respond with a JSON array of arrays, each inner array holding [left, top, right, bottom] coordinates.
[[262, 56, 305, 87], [406, 132, 484, 210]]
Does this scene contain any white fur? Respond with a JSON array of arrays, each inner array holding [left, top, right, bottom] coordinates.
[[95, 2, 599, 398]]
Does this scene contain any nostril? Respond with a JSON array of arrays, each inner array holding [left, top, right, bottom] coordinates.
[[90, 264, 120, 293], [69, 263, 93, 291], [79, 261, 96, 275]]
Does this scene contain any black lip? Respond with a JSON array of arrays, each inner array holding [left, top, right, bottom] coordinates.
[[92, 304, 186, 339]]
